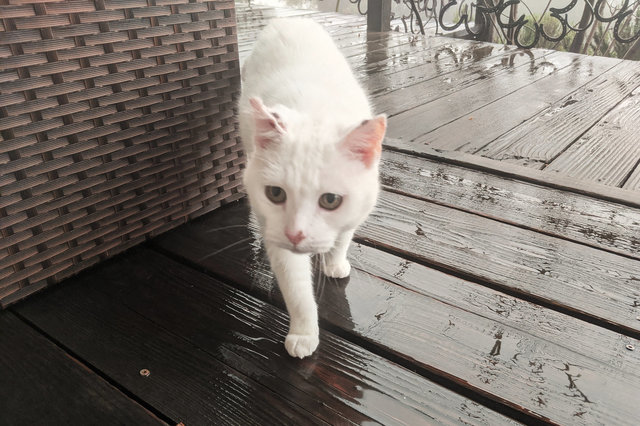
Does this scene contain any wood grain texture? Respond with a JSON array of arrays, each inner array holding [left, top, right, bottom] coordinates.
[[14, 248, 515, 426], [384, 51, 602, 147], [13, 276, 330, 426], [374, 47, 556, 116], [381, 144, 640, 208], [474, 60, 640, 167], [545, 87, 640, 186], [380, 150, 640, 259], [0, 311, 163, 426], [624, 164, 640, 191], [151, 201, 640, 424], [347, 243, 640, 379], [360, 191, 640, 335], [421, 55, 622, 152]]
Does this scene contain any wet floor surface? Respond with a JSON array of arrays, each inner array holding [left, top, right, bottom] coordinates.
[[236, 3, 640, 197], [3, 3, 640, 425]]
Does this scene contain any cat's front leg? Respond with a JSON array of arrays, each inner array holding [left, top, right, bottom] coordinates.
[[265, 243, 319, 358], [322, 229, 355, 279]]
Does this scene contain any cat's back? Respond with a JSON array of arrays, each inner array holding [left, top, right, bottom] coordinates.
[[240, 18, 370, 124], [243, 18, 347, 76]]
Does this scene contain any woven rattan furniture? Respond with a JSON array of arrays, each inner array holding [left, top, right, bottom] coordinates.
[[0, 0, 244, 307]]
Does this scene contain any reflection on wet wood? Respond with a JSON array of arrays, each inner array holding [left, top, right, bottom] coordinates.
[[373, 46, 553, 116], [351, 36, 463, 81], [380, 150, 640, 259], [387, 51, 593, 148], [14, 248, 516, 426], [151, 201, 640, 424], [361, 191, 640, 335], [474, 61, 640, 168], [0, 312, 162, 425], [361, 40, 499, 100], [13, 271, 329, 425], [414, 55, 621, 153]]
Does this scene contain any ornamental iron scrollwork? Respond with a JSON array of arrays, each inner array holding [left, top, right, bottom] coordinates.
[[355, 0, 640, 59]]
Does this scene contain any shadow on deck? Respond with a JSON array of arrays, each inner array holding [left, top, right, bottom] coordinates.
[[2, 3, 640, 425]]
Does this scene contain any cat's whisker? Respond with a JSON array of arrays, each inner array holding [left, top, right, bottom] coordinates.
[[315, 255, 327, 300], [204, 224, 247, 233], [198, 237, 253, 261], [317, 254, 330, 293]]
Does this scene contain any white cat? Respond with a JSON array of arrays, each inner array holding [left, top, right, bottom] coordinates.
[[238, 19, 386, 358]]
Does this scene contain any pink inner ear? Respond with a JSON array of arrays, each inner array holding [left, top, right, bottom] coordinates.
[[250, 98, 286, 149], [343, 115, 386, 168]]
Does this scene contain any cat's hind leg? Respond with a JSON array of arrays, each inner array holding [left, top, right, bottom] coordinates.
[[321, 229, 355, 279], [265, 244, 319, 358]]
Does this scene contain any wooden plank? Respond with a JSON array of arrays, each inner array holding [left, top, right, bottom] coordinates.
[[0, 311, 163, 425], [357, 39, 506, 95], [544, 87, 640, 186], [151, 201, 640, 424], [337, 29, 412, 58], [349, 35, 471, 79], [410, 54, 622, 152], [624, 164, 640, 191], [13, 279, 331, 425], [473, 60, 640, 166], [379, 150, 640, 259], [360, 191, 640, 335], [385, 51, 614, 149], [373, 46, 557, 116], [382, 144, 640, 208], [13, 249, 516, 426]]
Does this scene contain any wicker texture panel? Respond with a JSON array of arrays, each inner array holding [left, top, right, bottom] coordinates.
[[0, 0, 244, 306]]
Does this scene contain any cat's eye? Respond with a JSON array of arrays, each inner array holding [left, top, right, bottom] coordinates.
[[265, 186, 286, 204], [319, 193, 342, 210]]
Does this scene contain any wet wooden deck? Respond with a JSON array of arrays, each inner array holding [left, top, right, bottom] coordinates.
[[3, 3, 640, 425], [235, 3, 640, 199]]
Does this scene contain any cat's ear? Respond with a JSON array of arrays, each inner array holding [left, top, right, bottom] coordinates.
[[249, 97, 286, 149], [342, 115, 386, 168]]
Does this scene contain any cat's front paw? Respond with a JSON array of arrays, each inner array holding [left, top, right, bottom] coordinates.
[[285, 333, 319, 358], [322, 258, 351, 278]]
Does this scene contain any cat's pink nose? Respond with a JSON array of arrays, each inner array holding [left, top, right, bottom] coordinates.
[[285, 230, 306, 245]]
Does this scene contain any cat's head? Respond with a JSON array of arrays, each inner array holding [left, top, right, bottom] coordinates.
[[243, 97, 386, 255]]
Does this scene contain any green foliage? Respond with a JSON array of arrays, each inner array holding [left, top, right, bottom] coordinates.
[[514, 13, 576, 51], [587, 9, 640, 60]]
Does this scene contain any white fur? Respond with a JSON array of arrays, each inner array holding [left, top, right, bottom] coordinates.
[[239, 19, 384, 358]]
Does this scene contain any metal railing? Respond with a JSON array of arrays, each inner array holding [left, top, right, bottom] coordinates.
[[365, 0, 640, 59]]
